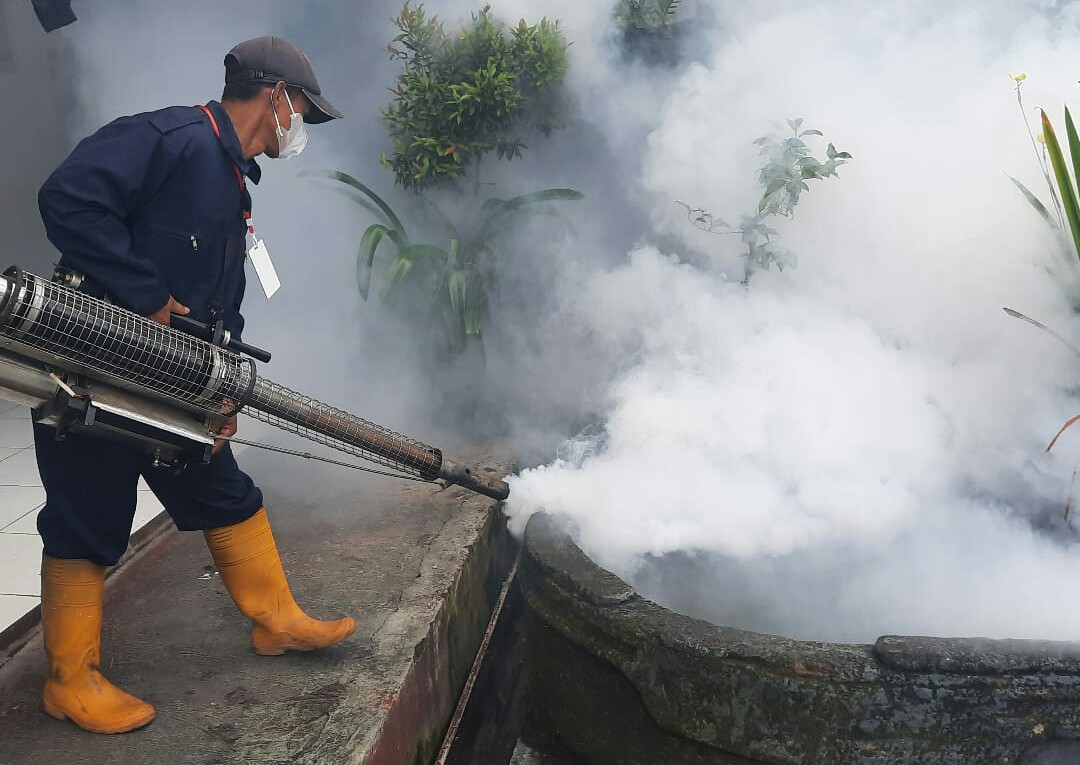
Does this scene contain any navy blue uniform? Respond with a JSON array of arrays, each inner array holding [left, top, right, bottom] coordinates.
[[34, 100, 264, 566]]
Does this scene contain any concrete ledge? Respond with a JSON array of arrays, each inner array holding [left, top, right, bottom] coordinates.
[[0, 447, 514, 765], [520, 512, 1080, 765], [873, 635, 1080, 674], [362, 477, 516, 765]]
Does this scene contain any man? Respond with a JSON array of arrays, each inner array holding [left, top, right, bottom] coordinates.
[[33, 36, 355, 735]]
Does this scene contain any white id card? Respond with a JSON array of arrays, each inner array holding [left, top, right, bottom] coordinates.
[[246, 237, 281, 299]]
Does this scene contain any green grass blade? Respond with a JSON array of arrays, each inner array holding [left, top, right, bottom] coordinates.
[[299, 169, 409, 236], [1007, 174, 1058, 228], [357, 223, 391, 300], [1042, 109, 1080, 261]]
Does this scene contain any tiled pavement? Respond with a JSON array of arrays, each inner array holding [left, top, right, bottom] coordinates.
[[0, 402, 175, 632]]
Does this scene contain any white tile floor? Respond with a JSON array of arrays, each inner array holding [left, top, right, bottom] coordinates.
[[0, 401, 239, 633], [0, 402, 52, 631]]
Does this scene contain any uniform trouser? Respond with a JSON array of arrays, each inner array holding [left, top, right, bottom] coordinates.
[[33, 423, 264, 566]]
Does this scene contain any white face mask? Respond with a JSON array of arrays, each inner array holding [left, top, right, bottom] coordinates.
[[272, 89, 308, 159]]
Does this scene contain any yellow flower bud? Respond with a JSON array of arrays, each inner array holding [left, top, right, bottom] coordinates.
[[1010, 72, 1028, 83]]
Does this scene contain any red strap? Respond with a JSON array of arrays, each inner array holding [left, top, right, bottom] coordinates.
[[197, 105, 254, 234]]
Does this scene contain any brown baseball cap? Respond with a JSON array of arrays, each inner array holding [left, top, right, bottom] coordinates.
[[224, 36, 343, 124]]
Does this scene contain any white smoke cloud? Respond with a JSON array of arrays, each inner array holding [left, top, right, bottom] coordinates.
[[507, 0, 1080, 641], [54, 0, 1080, 640]]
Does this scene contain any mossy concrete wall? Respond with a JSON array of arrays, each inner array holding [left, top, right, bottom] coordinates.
[[520, 512, 1080, 765], [363, 481, 516, 765]]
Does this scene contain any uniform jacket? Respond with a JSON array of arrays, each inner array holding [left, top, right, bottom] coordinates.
[[38, 100, 260, 339]]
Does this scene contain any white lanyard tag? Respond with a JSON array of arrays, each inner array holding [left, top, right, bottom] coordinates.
[[246, 235, 281, 299]]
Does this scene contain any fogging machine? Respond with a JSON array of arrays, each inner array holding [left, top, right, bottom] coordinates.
[[0, 267, 509, 501]]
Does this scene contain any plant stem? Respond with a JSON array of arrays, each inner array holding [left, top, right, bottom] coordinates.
[[1017, 83, 1067, 231]]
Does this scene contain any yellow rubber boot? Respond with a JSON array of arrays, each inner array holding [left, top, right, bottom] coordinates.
[[204, 508, 356, 656], [40, 556, 156, 734]]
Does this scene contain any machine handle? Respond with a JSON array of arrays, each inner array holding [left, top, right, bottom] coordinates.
[[170, 314, 272, 364], [222, 337, 272, 365]]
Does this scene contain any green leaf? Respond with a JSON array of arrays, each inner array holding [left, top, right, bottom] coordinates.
[[464, 286, 487, 335], [1043, 109, 1080, 262], [476, 187, 584, 244], [393, 243, 451, 266], [763, 179, 786, 196], [300, 183, 388, 229], [299, 169, 409, 236], [357, 223, 392, 300], [448, 269, 467, 316], [1067, 106, 1080, 222], [446, 237, 459, 269], [1007, 174, 1058, 229], [416, 193, 462, 243], [381, 255, 416, 301], [787, 118, 803, 132], [381, 244, 451, 301], [799, 129, 823, 137], [500, 188, 585, 208]]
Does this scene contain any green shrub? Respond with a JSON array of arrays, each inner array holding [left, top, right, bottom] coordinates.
[[382, 3, 568, 192]]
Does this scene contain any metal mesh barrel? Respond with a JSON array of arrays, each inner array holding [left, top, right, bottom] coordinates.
[[0, 270, 255, 415], [0, 270, 445, 479], [0, 268, 481, 491], [246, 377, 443, 479]]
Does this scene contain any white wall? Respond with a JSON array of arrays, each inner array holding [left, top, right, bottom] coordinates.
[[0, 2, 75, 276]]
